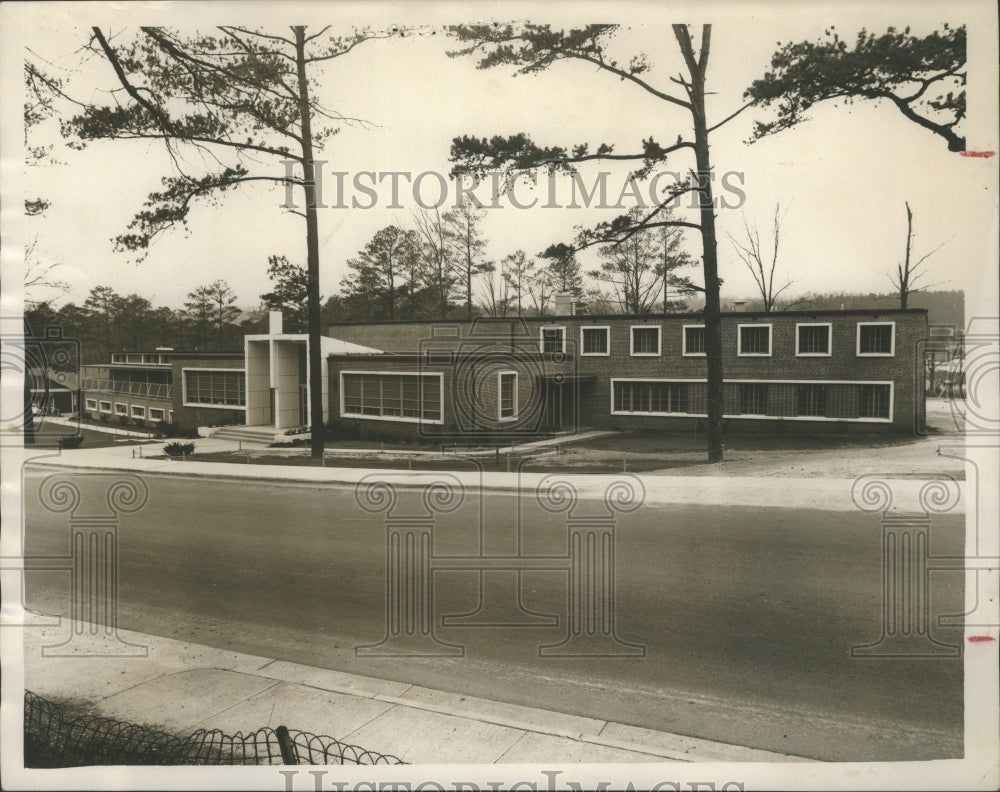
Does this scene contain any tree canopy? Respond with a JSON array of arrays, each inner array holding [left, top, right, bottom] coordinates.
[[746, 24, 966, 151]]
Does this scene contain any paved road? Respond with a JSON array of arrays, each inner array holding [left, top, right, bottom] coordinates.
[[21, 468, 965, 761]]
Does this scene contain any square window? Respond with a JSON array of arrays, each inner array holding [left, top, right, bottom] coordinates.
[[858, 323, 895, 355], [114, 403, 127, 415], [581, 327, 609, 355], [683, 326, 705, 355], [130, 405, 146, 418], [739, 325, 771, 356], [99, 401, 112, 413], [149, 408, 165, 421], [541, 327, 565, 354], [85, 399, 98, 411], [631, 326, 660, 356], [797, 324, 831, 355]]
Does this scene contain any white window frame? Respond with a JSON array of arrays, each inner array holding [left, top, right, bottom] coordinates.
[[130, 405, 146, 419], [114, 402, 127, 416], [737, 323, 773, 357], [856, 321, 896, 357], [99, 400, 112, 414], [339, 370, 444, 425], [149, 407, 166, 421], [682, 324, 706, 357], [629, 325, 661, 357], [182, 367, 247, 410], [795, 323, 832, 357], [85, 398, 98, 411], [497, 370, 518, 422], [579, 325, 610, 356], [539, 326, 566, 354]]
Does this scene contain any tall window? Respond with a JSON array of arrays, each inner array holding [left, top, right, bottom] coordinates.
[[499, 372, 517, 420], [739, 384, 768, 415], [738, 325, 772, 356], [796, 324, 831, 355], [858, 384, 891, 419], [184, 370, 246, 406], [858, 323, 895, 355], [580, 327, 609, 355], [683, 326, 705, 355], [797, 384, 827, 417], [630, 326, 661, 356], [541, 327, 565, 354], [342, 373, 441, 422], [613, 381, 688, 413]]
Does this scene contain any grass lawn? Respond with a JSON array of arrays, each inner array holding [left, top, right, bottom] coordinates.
[[27, 423, 150, 450]]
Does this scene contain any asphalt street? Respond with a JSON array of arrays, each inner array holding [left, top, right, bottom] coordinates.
[[22, 468, 965, 761]]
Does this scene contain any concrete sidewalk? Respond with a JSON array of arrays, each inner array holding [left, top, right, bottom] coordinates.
[[20, 621, 808, 764], [20, 435, 967, 513]]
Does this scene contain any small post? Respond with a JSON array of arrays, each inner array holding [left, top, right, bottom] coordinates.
[[495, 446, 500, 464], [238, 440, 242, 451], [138, 445, 142, 458], [622, 452, 627, 473], [321, 454, 326, 467], [131, 449, 135, 459], [275, 725, 299, 765], [408, 455, 412, 470], [381, 441, 384, 454]]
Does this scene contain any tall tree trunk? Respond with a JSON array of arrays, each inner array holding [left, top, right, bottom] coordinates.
[[676, 25, 724, 462], [294, 27, 326, 460]]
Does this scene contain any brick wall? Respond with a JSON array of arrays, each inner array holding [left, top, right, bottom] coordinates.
[[326, 310, 928, 434]]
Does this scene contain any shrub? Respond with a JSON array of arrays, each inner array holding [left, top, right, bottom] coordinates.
[[163, 441, 195, 457], [99, 413, 109, 423], [57, 434, 84, 449], [118, 414, 130, 426]]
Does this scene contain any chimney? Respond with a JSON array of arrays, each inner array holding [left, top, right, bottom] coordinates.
[[554, 293, 575, 316], [732, 300, 747, 312], [268, 310, 283, 334]]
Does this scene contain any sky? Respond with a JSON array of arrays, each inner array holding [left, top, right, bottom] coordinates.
[[4, 1, 999, 319]]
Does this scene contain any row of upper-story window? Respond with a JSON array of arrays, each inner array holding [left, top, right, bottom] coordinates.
[[538, 322, 897, 358], [84, 398, 170, 422]]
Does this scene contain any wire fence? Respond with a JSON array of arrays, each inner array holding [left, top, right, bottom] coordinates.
[[23, 691, 406, 767]]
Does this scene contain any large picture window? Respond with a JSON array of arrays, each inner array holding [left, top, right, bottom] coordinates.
[[342, 373, 442, 422], [613, 381, 688, 414], [184, 370, 246, 407], [797, 384, 827, 417], [739, 384, 768, 415], [858, 384, 891, 419]]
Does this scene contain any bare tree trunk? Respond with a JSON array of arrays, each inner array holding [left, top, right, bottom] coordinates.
[[294, 27, 326, 460], [675, 25, 724, 463]]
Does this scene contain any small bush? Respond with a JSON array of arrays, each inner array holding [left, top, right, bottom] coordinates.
[[57, 435, 84, 449], [118, 414, 130, 426], [163, 441, 195, 457], [99, 413, 109, 423]]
